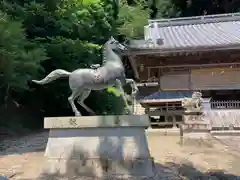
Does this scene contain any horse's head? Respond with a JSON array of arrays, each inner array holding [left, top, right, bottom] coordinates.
[[105, 36, 126, 51]]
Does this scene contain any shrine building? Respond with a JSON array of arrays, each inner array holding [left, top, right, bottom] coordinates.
[[122, 13, 240, 127]]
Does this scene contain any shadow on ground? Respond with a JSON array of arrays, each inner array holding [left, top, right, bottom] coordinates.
[[0, 130, 48, 156], [34, 138, 240, 180], [1, 125, 240, 179], [159, 161, 240, 180], [34, 158, 240, 180], [1, 135, 240, 179]]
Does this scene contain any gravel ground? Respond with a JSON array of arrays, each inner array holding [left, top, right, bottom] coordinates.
[[213, 136, 240, 151], [1, 130, 240, 179]]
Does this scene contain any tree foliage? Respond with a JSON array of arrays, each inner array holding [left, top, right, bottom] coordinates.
[[150, 0, 240, 18], [117, 0, 149, 39], [0, 0, 124, 126], [0, 10, 47, 99]]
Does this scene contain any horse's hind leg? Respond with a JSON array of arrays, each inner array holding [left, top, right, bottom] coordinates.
[[68, 90, 81, 116], [77, 89, 96, 115], [115, 79, 132, 114]]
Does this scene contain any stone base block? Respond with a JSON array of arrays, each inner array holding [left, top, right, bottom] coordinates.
[[184, 114, 205, 122], [40, 115, 156, 179], [44, 115, 150, 129], [182, 114, 211, 134]]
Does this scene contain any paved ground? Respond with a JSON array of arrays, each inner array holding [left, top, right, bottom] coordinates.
[[1, 130, 240, 179]]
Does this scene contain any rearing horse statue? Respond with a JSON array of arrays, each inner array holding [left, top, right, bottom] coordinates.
[[32, 37, 138, 116]]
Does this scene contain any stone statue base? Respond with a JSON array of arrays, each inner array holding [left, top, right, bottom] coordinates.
[[38, 115, 156, 179], [180, 113, 211, 139]]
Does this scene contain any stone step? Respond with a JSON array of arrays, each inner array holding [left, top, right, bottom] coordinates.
[[211, 130, 240, 136], [182, 132, 211, 139], [146, 128, 180, 136]]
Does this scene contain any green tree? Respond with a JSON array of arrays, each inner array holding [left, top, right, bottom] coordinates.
[[117, 0, 149, 39], [149, 0, 180, 18], [0, 10, 47, 129], [149, 0, 240, 19], [0, 11, 47, 103], [0, 0, 152, 125], [1, 0, 126, 116]]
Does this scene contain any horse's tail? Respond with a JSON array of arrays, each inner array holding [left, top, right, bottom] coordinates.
[[32, 69, 71, 85]]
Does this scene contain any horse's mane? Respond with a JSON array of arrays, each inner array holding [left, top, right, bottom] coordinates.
[[102, 38, 123, 66], [102, 39, 109, 64], [102, 39, 113, 65]]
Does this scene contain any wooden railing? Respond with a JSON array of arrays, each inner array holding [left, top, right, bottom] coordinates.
[[210, 101, 240, 109]]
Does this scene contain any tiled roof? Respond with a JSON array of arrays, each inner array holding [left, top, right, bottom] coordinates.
[[129, 13, 240, 52], [142, 91, 192, 101]]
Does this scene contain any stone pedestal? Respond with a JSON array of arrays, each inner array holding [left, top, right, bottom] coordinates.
[[180, 113, 210, 141], [181, 114, 211, 133], [39, 115, 156, 179]]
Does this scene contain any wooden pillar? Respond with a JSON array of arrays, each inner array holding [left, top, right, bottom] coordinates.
[[172, 116, 177, 128], [145, 107, 149, 114], [147, 67, 150, 80], [182, 115, 185, 124], [188, 67, 192, 90], [164, 115, 167, 125], [128, 55, 140, 80], [132, 95, 136, 114], [159, 68, 162, 91]]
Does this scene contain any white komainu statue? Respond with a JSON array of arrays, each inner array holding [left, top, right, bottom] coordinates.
[[182, 92, 204, 113]]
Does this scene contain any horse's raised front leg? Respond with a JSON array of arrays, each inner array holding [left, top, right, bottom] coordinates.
[[77, 89, 96, 115], [126, 78, 138, 95], [115, 79, 132, 115], [68, 90, 81, 116]]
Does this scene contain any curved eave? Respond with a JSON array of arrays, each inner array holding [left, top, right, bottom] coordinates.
[[121, 43, 240, 56]]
